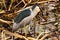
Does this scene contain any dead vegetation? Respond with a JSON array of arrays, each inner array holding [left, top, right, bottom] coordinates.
[[0, 0, 60, 40]]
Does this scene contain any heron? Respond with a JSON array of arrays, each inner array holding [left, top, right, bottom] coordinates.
[[13, 4, 40, 32]]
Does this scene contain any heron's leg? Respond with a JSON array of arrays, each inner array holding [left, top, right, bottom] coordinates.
[[33, 17, 37, 37], [23, 24, 27, 37]]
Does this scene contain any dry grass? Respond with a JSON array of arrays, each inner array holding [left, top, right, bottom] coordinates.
[[0, 0, 60, 40]]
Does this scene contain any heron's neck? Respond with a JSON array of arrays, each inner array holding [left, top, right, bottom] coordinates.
[[30, 8, 40, 18]]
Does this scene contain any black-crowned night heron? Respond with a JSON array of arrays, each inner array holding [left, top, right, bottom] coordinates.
[[13, 4, 40, 32]]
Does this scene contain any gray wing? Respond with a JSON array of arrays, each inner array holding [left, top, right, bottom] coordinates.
[[13, 15, 32, 32], [14, 9, 31, 23]]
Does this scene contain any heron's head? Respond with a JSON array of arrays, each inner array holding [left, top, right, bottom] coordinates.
[[29, 4, 40, 16], [32, 4, 40, 11]]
